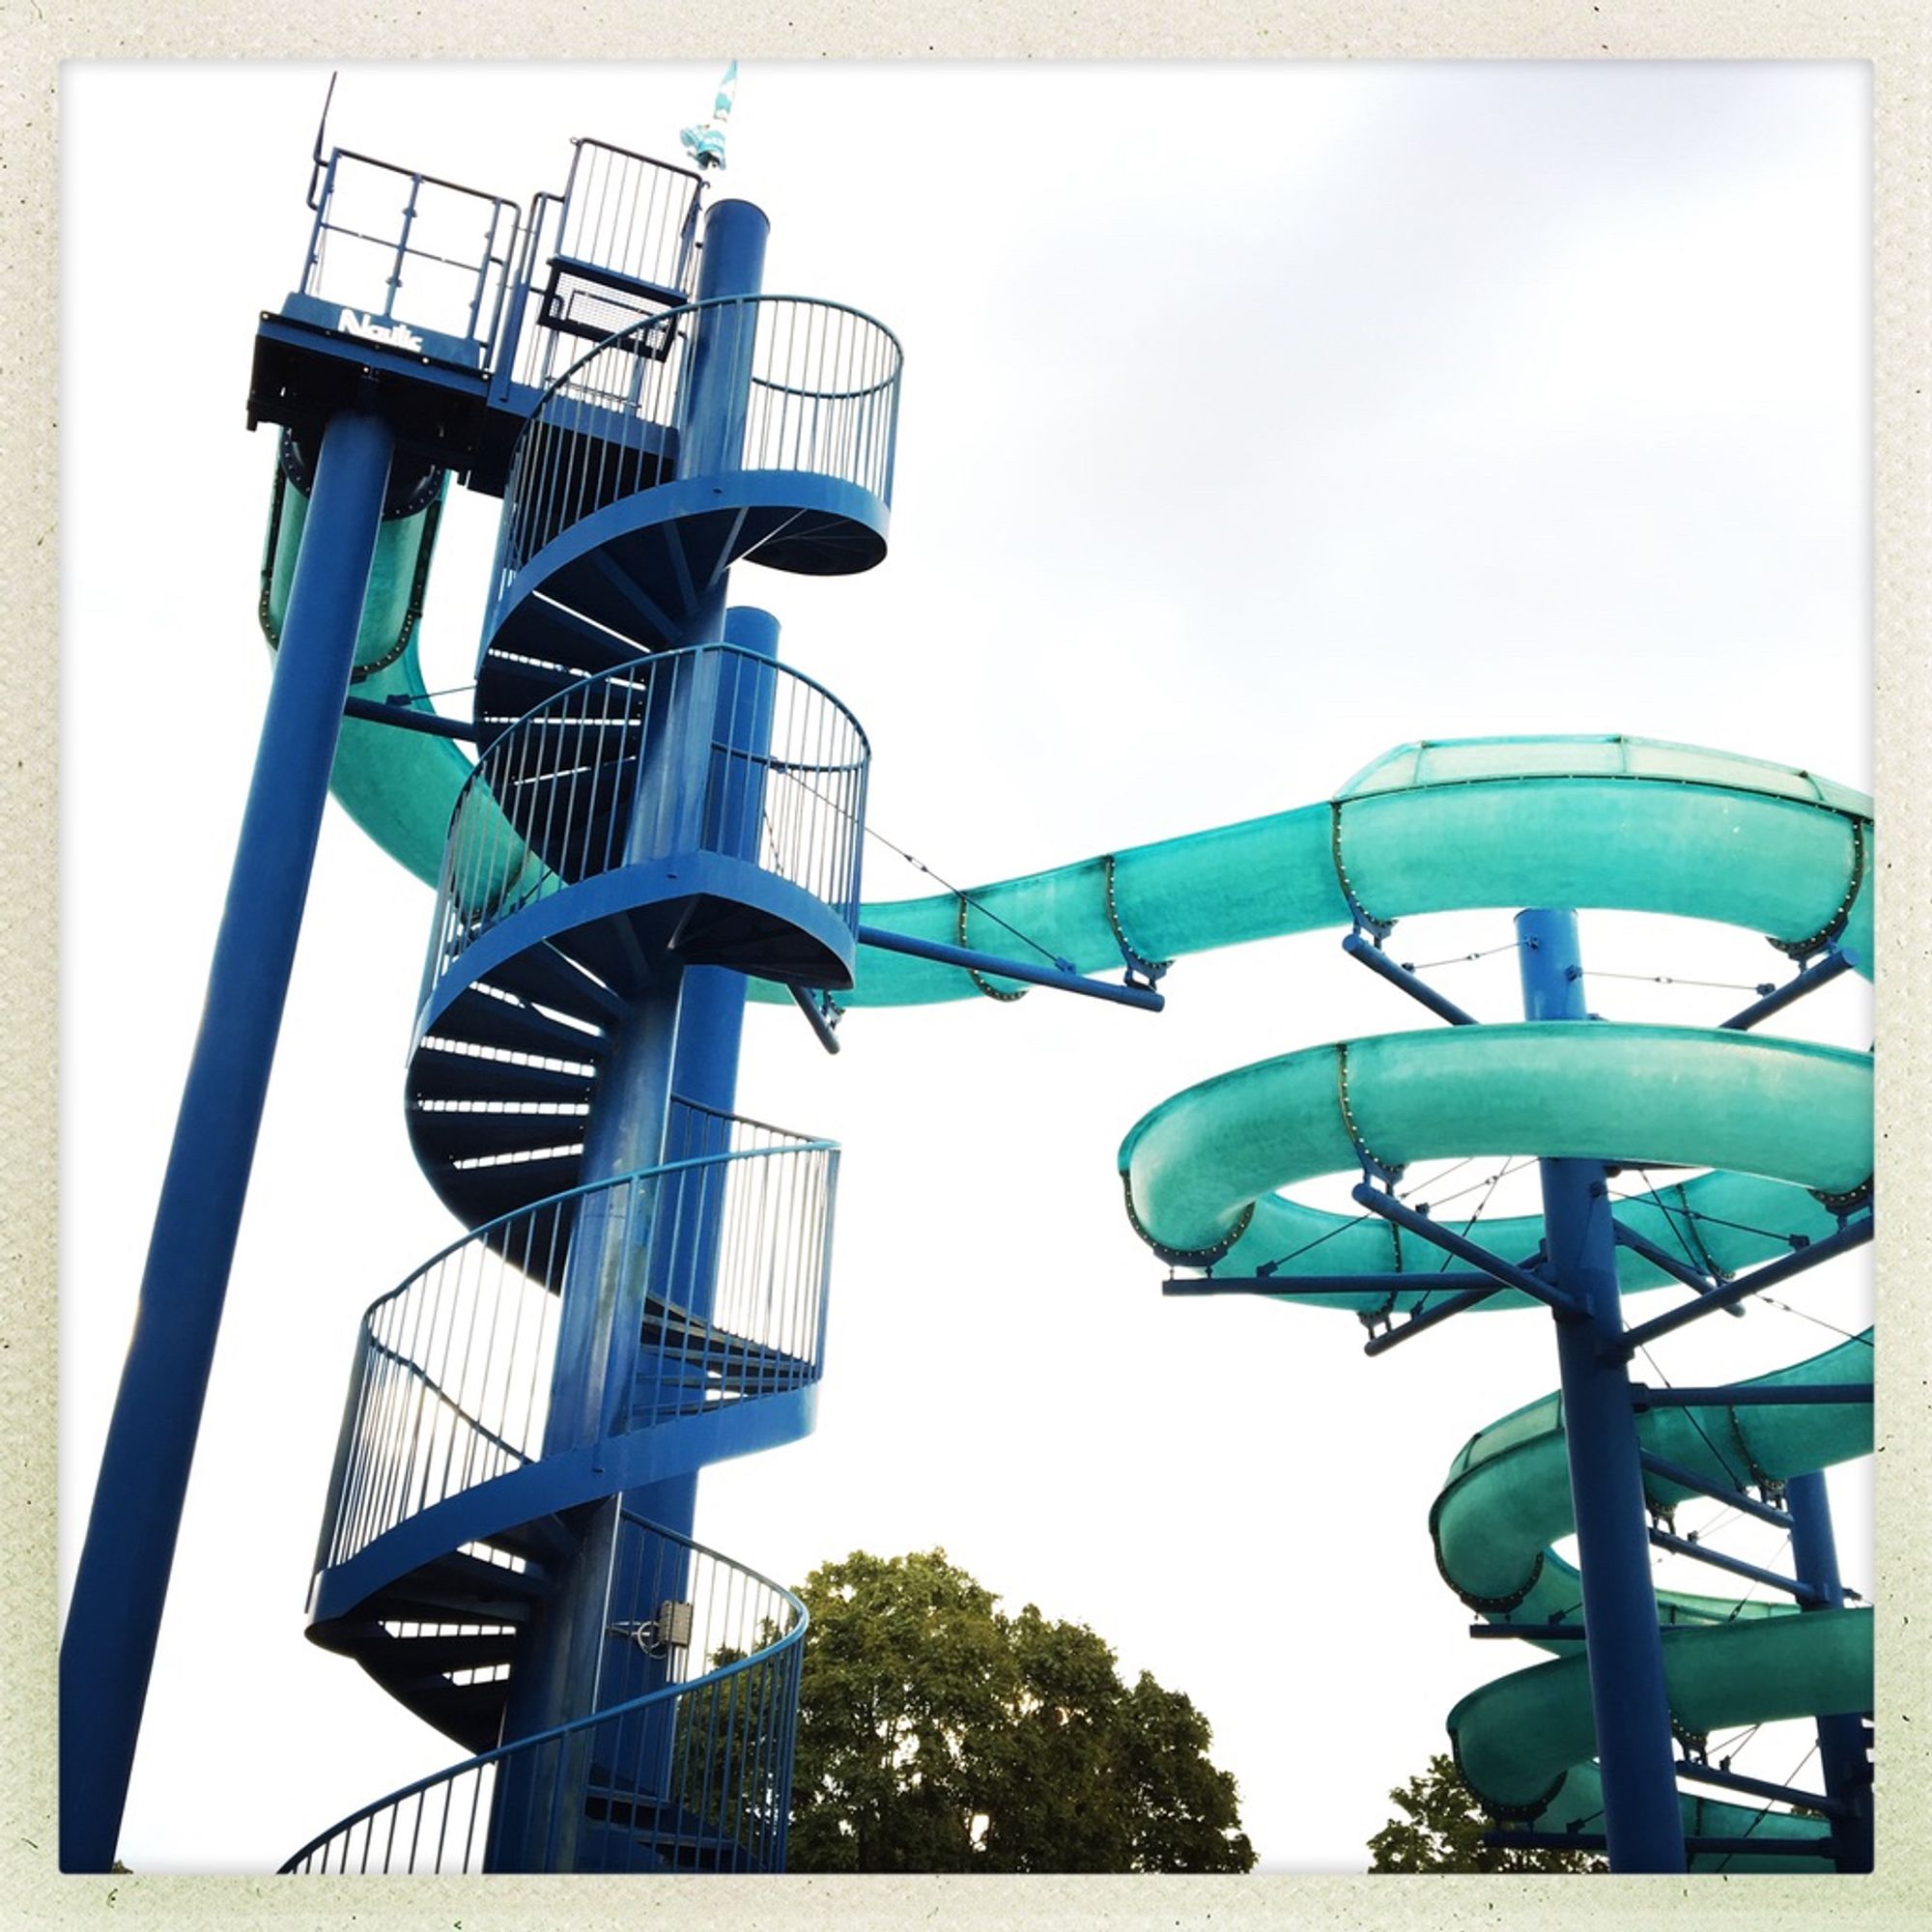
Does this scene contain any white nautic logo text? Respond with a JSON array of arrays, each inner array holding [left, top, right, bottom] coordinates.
[[338, 308, 425, 353]]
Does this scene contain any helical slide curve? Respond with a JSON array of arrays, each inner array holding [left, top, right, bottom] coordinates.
[[265, 342, 1872, 1868]]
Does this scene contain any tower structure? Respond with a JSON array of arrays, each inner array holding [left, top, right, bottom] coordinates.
[[67, 126, 903, 1874], [60, 93, 1872, 1885]]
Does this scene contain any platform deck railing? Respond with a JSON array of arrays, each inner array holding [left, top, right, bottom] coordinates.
[[301, 148, 523, 355], [424, 645, 868, 1009], [493, 293, 903, 594]]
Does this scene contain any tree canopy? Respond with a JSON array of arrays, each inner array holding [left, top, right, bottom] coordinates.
[[783, 1548, 1256, 1873], [1366, 1753, 1606, 1873]]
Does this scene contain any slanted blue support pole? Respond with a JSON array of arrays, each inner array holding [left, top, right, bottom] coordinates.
[[1517, 908, 1687, 1873], [1784, 1469, 1874, 1871], [60, 409, 395, 1872]]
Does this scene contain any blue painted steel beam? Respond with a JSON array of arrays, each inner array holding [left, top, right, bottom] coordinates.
[[1610, 1219, 1744, 1317], [787, 981, 843, 1054], [1360, 1286, 1508, 1353], [1160, 1271, 1497, 1296], [1719, 948, 1853, 1032], [60, 409, 396, 1872], [1340, 931, 1480, 1026], [1673, 1756, 1845, 1819], [1636, 1450, 1794, 1529], [1517, 906, 1687, 1873], [1647, 1528, 1825, 1605], [1348, 1183, 1581, 1317], [1468, 1622, 1588, 1640], [1784, 1469, 1876, 1870], [856, 925, 1166, 1011], [1611, 1215, 1873, 1355], [1629, 1382, 1871, 1409], [342, 693, 480, 741]]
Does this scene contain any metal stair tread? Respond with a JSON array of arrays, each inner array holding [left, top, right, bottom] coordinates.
[[410, 1041, 598, 1107], [446, 1154, 587, 1233], [411, 1107, 589, 1162], [473, 942, 630, 1027], [354, 1628, 521, 1677], [427, 984, 609, 1060], [482, 1510, 580, 1568], [362, 1548, 553, 1625]]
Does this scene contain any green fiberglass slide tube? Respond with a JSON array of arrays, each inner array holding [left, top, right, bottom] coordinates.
[[1436, 1334, 1871, 1869], [275, 524, 1871, 1867], [261, 463, 549, 910]]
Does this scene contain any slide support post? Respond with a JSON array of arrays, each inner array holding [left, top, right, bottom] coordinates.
[[1517, 907, 1687, 1873], [59, 408, 395, 1871], [1783, 1469, 1874, 1871]]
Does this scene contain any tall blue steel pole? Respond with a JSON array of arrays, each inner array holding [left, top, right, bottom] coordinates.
[[487, 200, 775, 1868], [60, 409, 396, 1872], [1516, 907, 1687, 1872], [1784, 1468, 1874, 1870], [632, 603, 782, 1534]]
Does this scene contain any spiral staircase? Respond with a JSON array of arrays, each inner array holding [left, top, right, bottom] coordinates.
[[280, 243, 901, 1872]]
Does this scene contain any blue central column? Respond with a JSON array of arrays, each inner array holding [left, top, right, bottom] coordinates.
[[487, 197, 776, 1870], [60, 408, 395, 1871], [1784, 1469, 1873, 1871], [1516, 908, 1687, 1873], [669, 197, 770, 643]]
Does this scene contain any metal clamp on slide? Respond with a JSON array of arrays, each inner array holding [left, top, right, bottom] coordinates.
[[1335, 1041, 1405, 1186], [1102, 855, 1172, 991], [956, 895, 1028, 1001], [1328, 801, 1394, 941]]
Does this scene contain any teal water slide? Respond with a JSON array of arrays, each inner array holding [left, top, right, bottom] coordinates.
[[265, 473, 1873, 1869]]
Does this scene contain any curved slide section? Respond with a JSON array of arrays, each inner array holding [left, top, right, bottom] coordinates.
[[1436, 1335, 1871, 1869], [261, 449, 470, 887], [761, 735, 1871, 1009], [1096, 746, 1872, 1867]]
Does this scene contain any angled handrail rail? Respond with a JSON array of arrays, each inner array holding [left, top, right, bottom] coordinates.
[[316, 1130, 838, 1576], [424, 644, 869, 1019], [284, 1520, 807, 1874]]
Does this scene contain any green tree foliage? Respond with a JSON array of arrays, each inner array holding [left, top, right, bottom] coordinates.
[[1366, 1753, 1606, 1873], [784, 1548, 1256, 1873]]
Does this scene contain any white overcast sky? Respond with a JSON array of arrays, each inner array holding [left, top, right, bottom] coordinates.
[[61, 61, 1874, 1875]]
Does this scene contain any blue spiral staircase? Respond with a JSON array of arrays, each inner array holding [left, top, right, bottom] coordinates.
[[278, 205, 902, 1874]]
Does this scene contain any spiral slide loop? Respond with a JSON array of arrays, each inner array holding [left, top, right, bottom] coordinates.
[[285, 288, 896, 1872], [738, 732, 1873, 1864], [1103, 742, 1873, 1868]]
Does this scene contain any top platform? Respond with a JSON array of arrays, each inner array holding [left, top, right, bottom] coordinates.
[[248, 138, 719, 492]]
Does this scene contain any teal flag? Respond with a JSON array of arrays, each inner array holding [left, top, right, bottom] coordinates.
[[680, 60, 738, 170]]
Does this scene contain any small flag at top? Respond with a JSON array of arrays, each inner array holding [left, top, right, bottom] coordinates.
[[681, 61, 738, 171]]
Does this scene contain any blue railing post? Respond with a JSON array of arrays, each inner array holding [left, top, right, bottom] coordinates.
[[60, 408, 395, 1872], [1784, 1469, 1874, 1871], [1516, 907, 1687, 1873]]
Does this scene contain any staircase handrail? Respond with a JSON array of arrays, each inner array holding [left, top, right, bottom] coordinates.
[[282, 1526, 807, 1874], [315, 1135, 837, 1577]]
